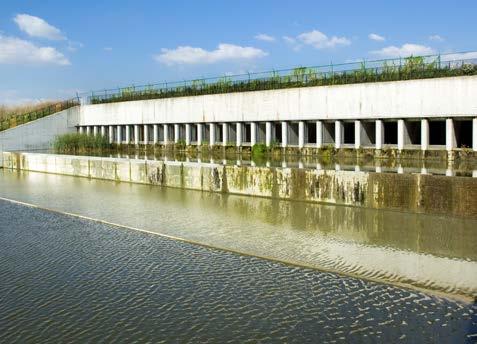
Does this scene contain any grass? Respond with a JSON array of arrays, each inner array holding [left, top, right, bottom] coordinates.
[[90, 55, 477, 105], [53, 133, 112, 153]]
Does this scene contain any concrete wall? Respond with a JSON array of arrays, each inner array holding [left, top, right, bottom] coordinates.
[[0, 107, 80, 166], [4, 151, 477, 218], [79, 76, 477, 126]]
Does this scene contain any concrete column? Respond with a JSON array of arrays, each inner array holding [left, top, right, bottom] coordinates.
[[108, 125, 113, 144], [93, 126, 98, 137], [174, 124, 179, 143], [281, 122, 288, 148], [316, 121, 323, 148], [446, 118, 456, 151], [79, 126, 84, 134], [197, 124, 203, 145], [209, 123, 215, 145], [117, 125, 122, 144], [125, 125, 130, 143], [134, 125, 139, 145], [421, 119, 429, 151], [473, 118, 477, 151], [185, 124, 191, 145], [222, 123, 228, 146], [144, 125, 148, 144], [251, 122, 257, 146], [153, 124, 158, 144], [298, 121, 305, 148], [86, 126, 91, 135], [164, 124, 169, 143], [265, 121, 272, 147], [100, 126, 106, 137], [397, 119, 405, 150], [236, 123, 242, 147], [354, 120, 361, 149], [376, 120, 384, 150], [335, 120, 343, 149]]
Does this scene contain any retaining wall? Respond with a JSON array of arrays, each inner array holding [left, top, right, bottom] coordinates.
[[3, 151, 477, 218]]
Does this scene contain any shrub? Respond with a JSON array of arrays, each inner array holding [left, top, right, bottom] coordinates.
[[252, 143, 267, 156]]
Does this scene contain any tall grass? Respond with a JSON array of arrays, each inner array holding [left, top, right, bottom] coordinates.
[[0, 101, 58, 121], [53, 133, 111, 153]]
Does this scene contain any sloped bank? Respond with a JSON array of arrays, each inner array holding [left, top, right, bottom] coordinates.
[[3, 151, 477, 218]]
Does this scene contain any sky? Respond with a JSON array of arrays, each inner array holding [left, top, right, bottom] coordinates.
[[0, 0, 476, 105]]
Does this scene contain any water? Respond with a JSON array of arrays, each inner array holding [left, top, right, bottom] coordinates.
[[0, 200, 475, 342]]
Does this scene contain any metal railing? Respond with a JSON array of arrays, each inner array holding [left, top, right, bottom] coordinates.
[[85, 51, 477, 105], [0, 99, 79, 132]]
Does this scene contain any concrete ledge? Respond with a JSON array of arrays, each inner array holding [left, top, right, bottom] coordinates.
[[3, 151, 477, 218]]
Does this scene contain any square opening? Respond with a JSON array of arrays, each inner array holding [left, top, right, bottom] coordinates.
[[343, 122, 355, 144], [306, 122, 316, 144], [429, 120, 446, 146], [455, 120, 472, 148], [274, 123, 282, 143], [244, 123, 251, 143], [384, 121, 397, 145]]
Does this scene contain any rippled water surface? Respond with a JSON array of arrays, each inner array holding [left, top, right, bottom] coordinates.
[[0, 200, 476, 343]]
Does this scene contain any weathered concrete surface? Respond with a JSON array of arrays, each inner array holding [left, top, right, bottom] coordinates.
[[0, 107, 80, 167], [79, 76, 477, 126], [3, 151, 477, 218]]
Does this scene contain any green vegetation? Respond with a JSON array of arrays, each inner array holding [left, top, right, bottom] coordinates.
[[90, 54, 477, 105], [252, 143, 268, 157], [53, 133, 111, 153], [0, 99, 79, 132]]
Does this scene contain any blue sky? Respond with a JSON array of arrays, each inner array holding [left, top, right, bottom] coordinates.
[[0, 0, 476, 105]]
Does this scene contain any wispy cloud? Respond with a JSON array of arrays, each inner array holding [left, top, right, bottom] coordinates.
[[155, 43, 268, 65], [0, 35, 70, 65], [371, 43, 435, 58], [429, 35, 444, 42], [254, 33, 275, 42], [14, 14, 65, 40], [368, 33, 385, 42], [103, 47, 113, 51], [297, 30, 350, 49]]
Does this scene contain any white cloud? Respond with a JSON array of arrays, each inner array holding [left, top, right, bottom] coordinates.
[[103, 47, 113, 51], [155, 43, 268, 65], [371, 43, 435, 58], [368, 33, 385, 42], [296, 30, 351, 49], [0, 35, 70, 65], [67, 41, 84, 52], [254, 33, 275, 42], [429, 35, 444, 42], [14, 14, 65, 40]]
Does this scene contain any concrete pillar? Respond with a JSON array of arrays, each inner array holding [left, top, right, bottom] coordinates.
[[125, 125, 130, 143], [164, 124, 169, 143], [197, 124, 203, 145], [335, 120, 343, 149], [281, 122, 288, 148], [79, 126, 84, 134], [473, 118, 477, 151], [397, 119, 405, 150], [446, 118, 456, 151], [265, 122, 272, 147], [144, 125, 148, 144], [222, 123, 228, 146], [209, 123, 215, 145], [251, 122, 257, 146], [101, 125, 106, 137], [421, 119, 429, 151], [185, 124, 191, 145], [134, 125, 139, 145], [298, 121, 305, 148], [117, 125, 122, 144], [86, 126, 91, 135], [174, 124, 179, 143], [108, 125, 113, 144], [153, 124, 158, 144], [93, 126, 98, 137], [316, 121, 323, 148], [354, 120, 361, 149], [376, 120, 384, 150], [236, 123, 242, 147]]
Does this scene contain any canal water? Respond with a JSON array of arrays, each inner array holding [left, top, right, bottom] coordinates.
[[0, 169, 476, 342]]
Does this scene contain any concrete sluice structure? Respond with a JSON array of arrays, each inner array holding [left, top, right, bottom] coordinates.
[[76, 76, 477, 154]]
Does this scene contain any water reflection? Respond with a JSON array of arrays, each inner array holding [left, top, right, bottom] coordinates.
[[30, 148, 477, 177], [0, 169, 476, 298]]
